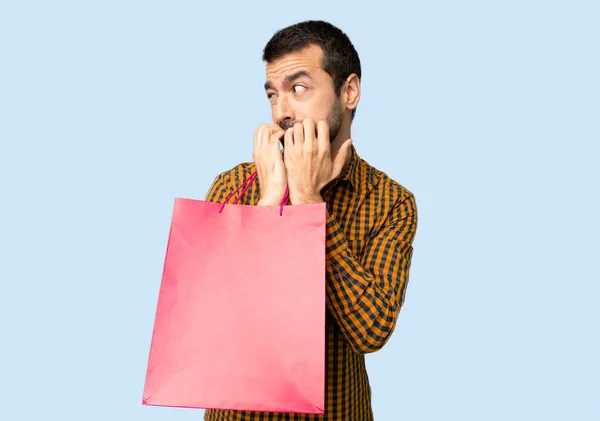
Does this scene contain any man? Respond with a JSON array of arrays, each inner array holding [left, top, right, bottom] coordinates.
[[204, 20, 417, 421]]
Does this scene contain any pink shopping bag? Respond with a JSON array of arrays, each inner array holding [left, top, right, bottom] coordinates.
[[142, 173, 327, 414]]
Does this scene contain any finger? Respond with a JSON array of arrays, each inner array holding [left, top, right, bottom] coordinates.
[[255, 126, 267, 157], [284, 127, 294, 146], [261, 125, 272, 146], [254, 128, 260, 158], [302, 118, 316, 151], [284, 127, 294, 155], [293, 121, 304, 148], [269, 129, 285, 148], [317, 120, 330, 152], [255, 124, 280, 164], [266, 124, 281, 136]]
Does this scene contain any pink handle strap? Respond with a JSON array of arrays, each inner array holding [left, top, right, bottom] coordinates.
[[218, 171, 289, 216]]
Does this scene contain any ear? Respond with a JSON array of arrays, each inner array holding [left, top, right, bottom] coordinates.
[[342, 73, 361, 112]]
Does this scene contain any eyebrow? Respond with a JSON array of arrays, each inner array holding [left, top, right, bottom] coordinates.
[[264, 70, 313, 91]]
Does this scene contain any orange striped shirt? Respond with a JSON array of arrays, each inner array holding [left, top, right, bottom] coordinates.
[[203, 145, 418, 420]]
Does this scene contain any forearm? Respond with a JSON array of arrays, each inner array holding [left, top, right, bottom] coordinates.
[[325, 208, 415, 354]]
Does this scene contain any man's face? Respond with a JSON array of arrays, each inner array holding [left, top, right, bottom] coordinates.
[[264, 44, 343, 142]]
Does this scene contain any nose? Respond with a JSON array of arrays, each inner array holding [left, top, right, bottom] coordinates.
[[274, 93, 295, 125]]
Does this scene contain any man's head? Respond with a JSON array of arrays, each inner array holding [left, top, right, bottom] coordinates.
[[263, 21, 361, 144]]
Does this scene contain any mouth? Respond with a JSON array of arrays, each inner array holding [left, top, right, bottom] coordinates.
[[278, 120, 297, 131]]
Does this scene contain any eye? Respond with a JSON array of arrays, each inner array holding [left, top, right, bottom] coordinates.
[[266, 91, 278, 104], [292, 85, 307, 94]]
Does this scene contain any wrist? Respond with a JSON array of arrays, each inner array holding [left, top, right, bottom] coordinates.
[[292, 192, 324, 205], [258, 192, 287, 206], [257, 198, 280, 206]]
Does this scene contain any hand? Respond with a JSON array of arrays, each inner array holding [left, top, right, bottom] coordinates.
[[253, 124, 287, 205], [283, 119, 352, 205]]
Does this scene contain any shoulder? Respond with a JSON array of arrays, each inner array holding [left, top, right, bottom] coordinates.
[[360, 157, 416, 208], [205, 161, 257, 202], [360, 159, 418, 233], [213, 161, 257, 186]]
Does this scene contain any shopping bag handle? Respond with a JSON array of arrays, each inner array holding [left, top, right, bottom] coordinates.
[[218, 171, 289, 216]]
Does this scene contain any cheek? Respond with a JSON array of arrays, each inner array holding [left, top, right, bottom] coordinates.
[[295, 97, 330, 122]]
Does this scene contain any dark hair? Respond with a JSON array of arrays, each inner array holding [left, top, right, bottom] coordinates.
[[263, 20, 361, 121]]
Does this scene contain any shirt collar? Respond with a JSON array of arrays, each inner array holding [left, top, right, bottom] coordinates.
[[337, 143, 361, 191]]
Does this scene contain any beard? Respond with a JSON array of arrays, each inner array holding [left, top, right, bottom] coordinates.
[[278, 97, 343, 144]]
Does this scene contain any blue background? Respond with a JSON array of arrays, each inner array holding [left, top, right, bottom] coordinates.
[[1, 1, 598, 420]]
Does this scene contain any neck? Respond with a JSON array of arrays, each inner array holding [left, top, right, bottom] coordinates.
[[331, 121, 352, 170]]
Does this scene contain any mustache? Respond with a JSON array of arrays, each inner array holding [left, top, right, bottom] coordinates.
[[278, 120, 298, 131]]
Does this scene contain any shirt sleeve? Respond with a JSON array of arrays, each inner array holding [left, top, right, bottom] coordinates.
[[204, 171, 233, 203], [325, 189, 418, 354]]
